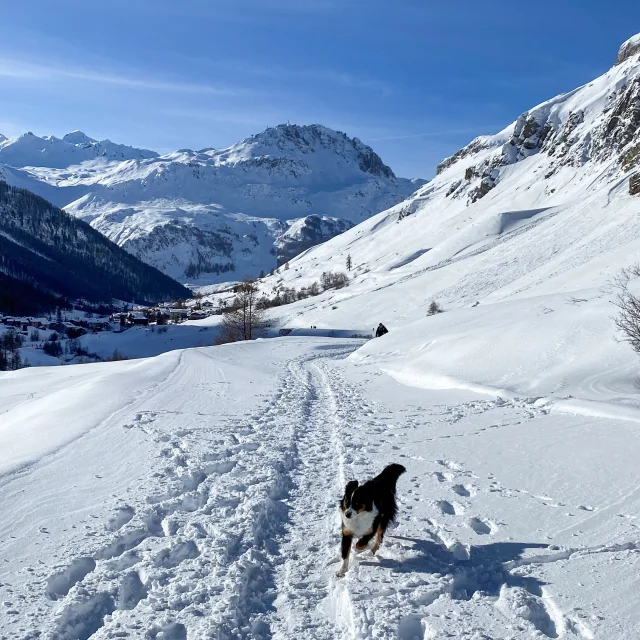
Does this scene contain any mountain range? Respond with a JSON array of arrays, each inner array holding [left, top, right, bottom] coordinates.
[[0, 125, 424, 284]]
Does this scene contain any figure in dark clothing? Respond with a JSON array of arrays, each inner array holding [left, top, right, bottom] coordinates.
[[375, 323, 388, 338]]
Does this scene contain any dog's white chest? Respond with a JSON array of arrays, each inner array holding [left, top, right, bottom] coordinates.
[[341, 505, 378, 538]]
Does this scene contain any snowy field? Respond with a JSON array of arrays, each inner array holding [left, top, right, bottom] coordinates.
[[1, 337, 639, 639]]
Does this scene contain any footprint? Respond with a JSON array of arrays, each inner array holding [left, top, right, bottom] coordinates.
[[437, 459, 463, 471], [451, 484, 474, 497], [107, 506, 135, 532], [468, 517, 494, 535], [155, 540, 200, 569], [117, 571, 148, 610], [433, 471, 454, 483], [496, 585, 559, 638], [397, 615, 424, 639], [53, 592, 115, 639], [436, 500, 458, 516], [46, 557, 96, 600]]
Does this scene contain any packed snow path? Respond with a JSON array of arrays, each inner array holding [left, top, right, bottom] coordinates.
[[1, 338, 639, 639]]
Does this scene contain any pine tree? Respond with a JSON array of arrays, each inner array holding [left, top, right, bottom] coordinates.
[[427, 301, 443, 316], [259, 269, 265, 279], [284, 262, 290, 270], [346, 254, 352, 271]]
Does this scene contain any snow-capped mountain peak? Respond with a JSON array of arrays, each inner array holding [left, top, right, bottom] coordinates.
[[62, 130, 98, 145], [0, 131, 158, 169], [212, 123, 396, 180], [0, 123, 424, 283]]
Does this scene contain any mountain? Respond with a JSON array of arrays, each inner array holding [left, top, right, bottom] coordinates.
[[0, 131, 158, 169], [0, 182, 191, 315], [0, 125, 424, 283], [238, 34, 640, 399]]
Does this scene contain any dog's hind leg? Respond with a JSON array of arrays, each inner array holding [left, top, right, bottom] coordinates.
[[337, 531, 353, 576], [371, 517, 390, 555]]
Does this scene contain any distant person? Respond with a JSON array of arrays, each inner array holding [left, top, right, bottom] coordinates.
[[375, 323, 388, 338]]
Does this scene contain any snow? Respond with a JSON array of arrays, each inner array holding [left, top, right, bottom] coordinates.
[[0, 131, 157, 169], [2, 337, 640, 638], [0, 124, 424, 283], [4, 33, 640, 640]]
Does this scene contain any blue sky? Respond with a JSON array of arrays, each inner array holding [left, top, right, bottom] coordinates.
[[1, 0, 639, 177]]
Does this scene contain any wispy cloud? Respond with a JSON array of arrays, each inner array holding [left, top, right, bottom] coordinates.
[[170, 54, 392, 95], [0, 55, 247, 96]]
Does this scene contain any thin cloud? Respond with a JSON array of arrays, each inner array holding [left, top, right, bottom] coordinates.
[[0, 56, 246, 96], [170, 54, 392, 95]]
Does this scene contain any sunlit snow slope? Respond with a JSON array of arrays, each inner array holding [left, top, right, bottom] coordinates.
[[248, 33, 640, 408]]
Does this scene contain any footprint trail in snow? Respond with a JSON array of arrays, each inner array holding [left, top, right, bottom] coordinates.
[[1, 338, 636, 638]]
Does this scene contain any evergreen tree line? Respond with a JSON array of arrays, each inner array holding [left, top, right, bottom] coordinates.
[[0, 182, 191, 314], [0, 330, 25, 371]]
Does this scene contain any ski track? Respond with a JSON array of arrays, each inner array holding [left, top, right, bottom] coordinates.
[[0, 345, 611, 639]]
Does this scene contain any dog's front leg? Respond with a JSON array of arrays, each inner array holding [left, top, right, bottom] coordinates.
[[337, 531, 353, 576]]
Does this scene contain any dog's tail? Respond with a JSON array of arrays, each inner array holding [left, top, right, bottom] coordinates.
[[376, 463, 406, 492]]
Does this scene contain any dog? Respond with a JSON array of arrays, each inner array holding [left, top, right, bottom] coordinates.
[[337, 463, 406, 576]]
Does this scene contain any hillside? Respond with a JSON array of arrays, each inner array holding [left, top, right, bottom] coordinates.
[[0, 182, 191, 314], [0, 125, 424, 284], [230, 33, 640, 403]]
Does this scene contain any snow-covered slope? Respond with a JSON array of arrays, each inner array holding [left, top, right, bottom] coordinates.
[[3, 338, 640, 638], [0, 125, 424, 283], [219, 34, 640, 403]]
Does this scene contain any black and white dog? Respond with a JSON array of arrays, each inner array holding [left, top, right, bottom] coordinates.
[[338, 463, 406, 575]]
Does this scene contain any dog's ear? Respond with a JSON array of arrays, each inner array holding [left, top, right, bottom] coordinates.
[[344, 480, 359, 501]]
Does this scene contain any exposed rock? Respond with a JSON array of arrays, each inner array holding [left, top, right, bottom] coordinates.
[[274, 215, 352, 265], [436, 138, 496, 175], [594, 78, 640, 161], [468, 171, 497, 204], [630, 173, 640, 195], [616, 34, 640, 65]]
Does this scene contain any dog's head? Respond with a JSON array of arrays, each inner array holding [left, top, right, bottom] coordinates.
[[340, 479, 374, 520]]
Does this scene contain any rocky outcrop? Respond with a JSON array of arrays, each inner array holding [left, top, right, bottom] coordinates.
[[630, 173, 640, 195], [616, 34, 640, 65], [274, 215, 352, 265], [436, 138, 496, 175]]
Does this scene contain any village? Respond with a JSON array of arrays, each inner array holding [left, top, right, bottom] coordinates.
[[0, 297, 227, 368]]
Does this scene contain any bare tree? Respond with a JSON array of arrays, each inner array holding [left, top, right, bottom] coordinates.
[[612, 266, 640, 354], [216, 279, 267, 343]]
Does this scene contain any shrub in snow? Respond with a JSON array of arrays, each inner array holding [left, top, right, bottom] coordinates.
[[613, 266, 640, 355], [43, 340, 63, 358], [427, 301, 443, 316]]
